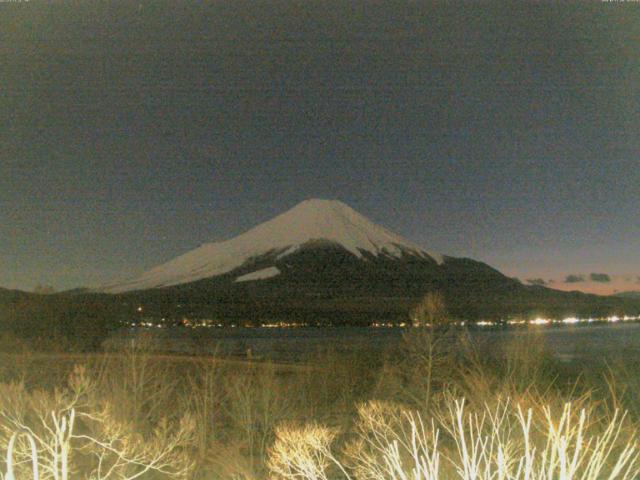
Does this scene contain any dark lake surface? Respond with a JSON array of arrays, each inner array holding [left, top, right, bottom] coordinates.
[[107, 321, 640, 365]]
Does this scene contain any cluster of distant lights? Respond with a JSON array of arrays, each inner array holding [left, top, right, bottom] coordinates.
[[366, 315, 640, 328], [129, 321, 312, 329], [131, 306, 640, 329], [475, 315, 640, 327], [129, 309, 311, 329]]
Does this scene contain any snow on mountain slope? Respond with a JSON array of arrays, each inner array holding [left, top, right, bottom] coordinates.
[[235, 266, 281, 283], [102, 199, 443, 292]]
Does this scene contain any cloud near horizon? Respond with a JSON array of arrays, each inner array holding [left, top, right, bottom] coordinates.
[[564, 274, 585, 283], [527, 278, 547, 286], [589, 273, 611, 283], [545, 274, 637, 295]]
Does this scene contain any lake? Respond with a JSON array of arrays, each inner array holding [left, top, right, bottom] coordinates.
[[106, 321, 640, 364]]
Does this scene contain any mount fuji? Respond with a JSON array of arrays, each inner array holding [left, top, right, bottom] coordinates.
[[91, 199, 640, 324], [103, 199, 444, 293]]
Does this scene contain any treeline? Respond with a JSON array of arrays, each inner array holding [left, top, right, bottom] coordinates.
[[2, 281, 640, 352], [0, 291, 124, 351]]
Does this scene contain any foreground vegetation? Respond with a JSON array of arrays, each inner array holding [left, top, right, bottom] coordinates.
[[1, 327, 640, 479]]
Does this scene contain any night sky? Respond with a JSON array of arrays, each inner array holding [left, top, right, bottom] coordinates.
[[2, 2, 639, 293]]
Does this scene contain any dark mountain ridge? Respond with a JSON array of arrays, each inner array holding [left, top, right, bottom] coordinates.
[[107, 243, 640, 325]]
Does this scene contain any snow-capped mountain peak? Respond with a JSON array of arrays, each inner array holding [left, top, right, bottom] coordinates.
[[102, 199, 442, 292]]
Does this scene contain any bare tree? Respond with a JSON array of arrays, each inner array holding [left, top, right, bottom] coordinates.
[[410, 291, 448, 327]]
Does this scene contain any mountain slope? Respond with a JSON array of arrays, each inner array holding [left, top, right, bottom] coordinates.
[[115, 246, 640, 324], [92, 198, 640, 323], [103, 199, 442, 293]]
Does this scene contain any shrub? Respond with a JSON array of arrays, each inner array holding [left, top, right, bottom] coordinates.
[[269, 397, 640, 480]]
